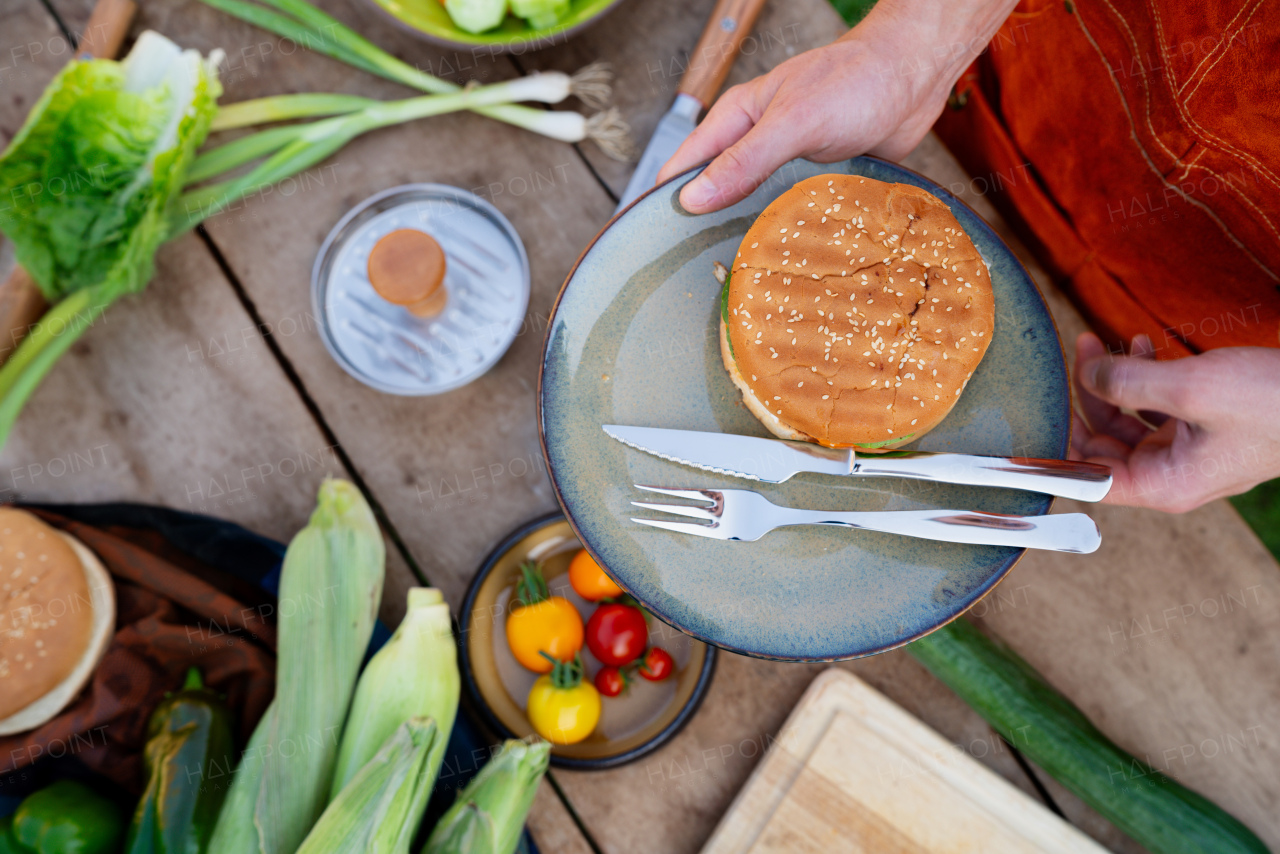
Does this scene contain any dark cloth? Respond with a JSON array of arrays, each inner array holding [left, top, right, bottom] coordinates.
[[0, 505, 280, 793]]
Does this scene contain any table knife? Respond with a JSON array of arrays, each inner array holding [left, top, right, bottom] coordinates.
[[603, 424, 1113, 502], [614, 0, 770, 214]]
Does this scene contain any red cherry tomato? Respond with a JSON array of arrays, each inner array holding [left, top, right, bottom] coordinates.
[[594, 665, 628, 697], [585, 603, 648, 666], [639, 647, 674, 681]]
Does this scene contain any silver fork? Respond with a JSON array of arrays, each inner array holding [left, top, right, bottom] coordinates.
[[630, 486, 1101, 554]]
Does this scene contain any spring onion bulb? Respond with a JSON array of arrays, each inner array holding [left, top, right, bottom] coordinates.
[[198, 0, 626, 152]]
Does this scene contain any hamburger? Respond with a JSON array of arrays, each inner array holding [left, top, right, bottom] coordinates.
[[0, 508, 115, 736], [720, 174, 995, 449]]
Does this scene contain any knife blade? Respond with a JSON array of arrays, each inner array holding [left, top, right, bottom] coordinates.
[[615, 94, 702, 213], [614, 0, 771, 214], [602, 425, 1114, 502]]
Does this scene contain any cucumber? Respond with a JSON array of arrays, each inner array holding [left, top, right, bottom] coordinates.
[[444, 0, 507, 33], [907, 618, 1268, 854], [510, 0, 569, 28]]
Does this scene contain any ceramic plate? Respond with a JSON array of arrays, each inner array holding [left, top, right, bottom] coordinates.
[[363, 0, 627, 53], [539, 157, 1069, 661]]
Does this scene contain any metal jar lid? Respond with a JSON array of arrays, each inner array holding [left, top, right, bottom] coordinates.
[[312, 183, 531, 395]]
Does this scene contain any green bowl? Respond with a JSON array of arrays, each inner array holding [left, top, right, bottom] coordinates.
[[362, 0, 629, 53]]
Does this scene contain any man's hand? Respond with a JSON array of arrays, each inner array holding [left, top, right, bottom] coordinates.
[[655, 0, 1019, 213], [1071, 332, 1280, 513]]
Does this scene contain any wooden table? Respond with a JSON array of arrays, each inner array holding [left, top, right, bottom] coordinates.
[[2, 0, 1278, 851]]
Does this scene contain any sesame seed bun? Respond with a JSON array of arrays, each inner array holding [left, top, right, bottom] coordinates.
[[722, 174, 995, 448], [0, 509, 115, 736]]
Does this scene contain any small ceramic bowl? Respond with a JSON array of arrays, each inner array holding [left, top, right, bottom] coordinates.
[[460, 513, 716, 769], [362, 0, 629, 54]]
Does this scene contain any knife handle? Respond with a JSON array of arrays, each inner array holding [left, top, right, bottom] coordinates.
[[851, 453, 1113, 503], [677, 0, 770, 108], [80, 0, 138, 59], [807, 509, 1102, 554]]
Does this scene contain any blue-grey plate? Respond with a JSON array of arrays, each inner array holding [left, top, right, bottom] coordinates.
[[538, 157, 1069, 662]]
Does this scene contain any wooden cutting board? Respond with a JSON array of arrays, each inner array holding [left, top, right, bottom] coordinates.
[[700, 669, 1111, 854]]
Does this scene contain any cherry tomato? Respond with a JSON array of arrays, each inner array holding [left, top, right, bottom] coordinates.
[[527, 654, 600, 744], [585, 603, 648, 666], [593, 665, 629, 697], [638, 647, 674, 681], [567, 549, 624, 601], [507, 562, 583, 673]]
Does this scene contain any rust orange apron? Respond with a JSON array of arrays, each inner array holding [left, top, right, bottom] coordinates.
[[934, 0, 1280, 357]]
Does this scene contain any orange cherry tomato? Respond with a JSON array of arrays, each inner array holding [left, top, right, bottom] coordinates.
[[507, 561, 583, 673], [567, 549, 624, 601]]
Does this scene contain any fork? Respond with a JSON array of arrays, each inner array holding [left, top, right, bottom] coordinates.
[[630, 486, 1101, 553]]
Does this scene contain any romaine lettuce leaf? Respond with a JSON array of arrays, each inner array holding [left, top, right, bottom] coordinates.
[[0, 32, 222, 450], [0, 31, 222, 302]]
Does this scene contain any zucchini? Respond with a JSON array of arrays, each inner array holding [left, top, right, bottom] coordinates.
[[907, 618, 1268, 854]]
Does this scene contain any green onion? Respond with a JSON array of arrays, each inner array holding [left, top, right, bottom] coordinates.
[[197, 0, 623, 149], [212, 92, 380, 131], [0, 287, 113, 448], [175, 77, 626, 231], [186, 125, 309, 183]]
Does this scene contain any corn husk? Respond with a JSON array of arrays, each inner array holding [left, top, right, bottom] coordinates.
[[295, 717, 438, 854], [331, 587, 460, 820], [422, 739, 550, 854], [209, 479, 385, 854]]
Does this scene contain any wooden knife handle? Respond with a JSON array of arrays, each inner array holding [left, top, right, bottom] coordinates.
[[0, 0, 137, 365], [0, 268, 48, 363], [676, 0, 770, 108], [80, 0, 138, 59]]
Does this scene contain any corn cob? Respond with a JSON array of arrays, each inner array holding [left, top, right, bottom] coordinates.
[[422, 738, 550, 854], [209, 479, 385, 854], [296, 717, 439, 854], [331, 587, 460, 822], [207, 702, 273, 853]]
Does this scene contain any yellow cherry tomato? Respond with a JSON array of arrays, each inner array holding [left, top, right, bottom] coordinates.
[[567, 549, 624, 601], [526, 655, 601, 745], [507, 561, 584, 673]]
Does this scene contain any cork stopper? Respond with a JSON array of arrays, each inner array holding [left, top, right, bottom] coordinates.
[[367, 229, 448, 318]]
